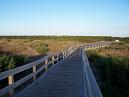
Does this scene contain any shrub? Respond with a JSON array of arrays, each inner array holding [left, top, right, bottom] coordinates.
[[0, 55, 16, 72], [86, 50, 99, 58], [14, 55, 25, 66], [35, 43, 49, 54]]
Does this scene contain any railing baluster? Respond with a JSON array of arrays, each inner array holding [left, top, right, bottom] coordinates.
[[8, 75, 14, 97]]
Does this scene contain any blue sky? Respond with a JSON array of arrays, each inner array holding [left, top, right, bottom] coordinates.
[[0, 0, 129, 37]]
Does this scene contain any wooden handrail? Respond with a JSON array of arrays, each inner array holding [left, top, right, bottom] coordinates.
[[0, 41, 111, 97], [82, 49, 103, 97], [0, 45, 77, 97]]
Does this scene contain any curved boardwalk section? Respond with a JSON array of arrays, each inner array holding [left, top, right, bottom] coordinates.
[[17, 49, 86, 97]]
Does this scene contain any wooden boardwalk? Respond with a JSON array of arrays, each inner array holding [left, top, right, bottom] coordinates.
[[0, 42, 111, 97], [17, 49, 86, 97]]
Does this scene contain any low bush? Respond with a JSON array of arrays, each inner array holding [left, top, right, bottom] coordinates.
[[14, 55, 25, 66], [0, 55, 16, 72], [35, 43, 49, 54]]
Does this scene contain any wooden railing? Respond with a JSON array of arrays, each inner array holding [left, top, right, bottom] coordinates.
[[0, 46, 78, 97], [82, 49, 103, 97], [81, 41, 111, 50], [0, 41, 111, 97]]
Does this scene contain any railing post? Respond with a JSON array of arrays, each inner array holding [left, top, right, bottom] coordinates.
[[77, 45, 78, 48], [33, 66, 36, 80], [45, 59, 48, 71], [65, 52, 67, 57], [97, 44, 99, 48], [8, 75, 14, 97], [67, 49, 69, 56], [57, 54, 59, 62], [62, 51, 65, 59], [52, 56, 55, 64]]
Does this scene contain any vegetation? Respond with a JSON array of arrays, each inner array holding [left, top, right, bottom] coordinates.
[[35, 43, 49, 54], [0, 54, 27, 72], [0, 36, 124, 43], [0, 36, 77, 72], [0, 36, 129, 97], [87, 40, 129, 97], [0, 54, 16, 72]]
